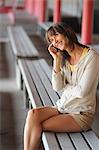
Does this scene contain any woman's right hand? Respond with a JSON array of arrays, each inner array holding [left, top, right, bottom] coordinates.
[[48, 44, 62, 73], [48, 44, 60, 60]]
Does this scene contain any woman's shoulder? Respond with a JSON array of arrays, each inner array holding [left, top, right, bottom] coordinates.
[[87, 48, 99, 68], [89, 47, 99, 55], [88, 47, 99, 59]]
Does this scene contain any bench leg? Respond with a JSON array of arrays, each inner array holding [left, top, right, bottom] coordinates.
[[20, 73, 24, 90], [29, 100, 32, 109], [24, 86, 30, 109], [16, 64, 21, 89]]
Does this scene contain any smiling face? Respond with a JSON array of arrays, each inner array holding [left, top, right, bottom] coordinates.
[[46, 23, 80, 53], [48, 33, 68, 51]]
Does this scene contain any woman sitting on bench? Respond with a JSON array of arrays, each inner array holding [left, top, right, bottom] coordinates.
[[24, 23, 99, 150]]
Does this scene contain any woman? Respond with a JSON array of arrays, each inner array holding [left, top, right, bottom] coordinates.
[[24, 23, 99, 150]]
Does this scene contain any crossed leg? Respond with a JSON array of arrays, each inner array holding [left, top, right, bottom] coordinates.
[[24, 106, 82, 150]]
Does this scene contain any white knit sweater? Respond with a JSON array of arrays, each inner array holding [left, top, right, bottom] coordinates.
[[52, 48, 99, 114]]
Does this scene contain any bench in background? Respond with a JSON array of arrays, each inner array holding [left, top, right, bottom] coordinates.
[[7, 26, 39, 59], [0, 26, 9, 43], [18, 58, 99, 150]]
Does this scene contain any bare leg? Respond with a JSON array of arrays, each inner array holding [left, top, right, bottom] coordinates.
[[42, 113, 82, 132], [24, 106, 82, 150], [24, 106, 59, 150]]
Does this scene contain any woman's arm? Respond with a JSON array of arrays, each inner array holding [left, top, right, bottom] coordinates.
[[48, 44, 65, 91], [52, 65, 66, 91], [64, 54, 99, 99]]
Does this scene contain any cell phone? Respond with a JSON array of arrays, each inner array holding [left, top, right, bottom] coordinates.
[[50, 44, 60, 53], [51, 44, 69, 59]]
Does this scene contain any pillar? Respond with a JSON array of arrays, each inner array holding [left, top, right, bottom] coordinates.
[[81, 0, 94, 44], [24, 0, 34, 14], [53, 0, 61, 23], [39, 0, 47, 22]]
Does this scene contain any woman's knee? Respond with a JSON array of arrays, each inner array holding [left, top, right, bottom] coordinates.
[[25, 109, 34, 126], [26, 108, 40, 124], [27, 109, 33, 119]]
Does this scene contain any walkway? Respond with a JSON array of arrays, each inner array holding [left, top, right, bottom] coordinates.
[[0, 42, 27, 150]]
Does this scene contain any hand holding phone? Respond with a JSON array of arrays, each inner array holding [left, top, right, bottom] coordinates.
[[48, 44, 61, 60], [48, 44, 69, 61], [49, 44, 60, 53]]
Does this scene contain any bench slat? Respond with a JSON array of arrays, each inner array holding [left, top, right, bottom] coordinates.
[[14, 28, 29, 56], [18, 27, 37, 55], [42, 132, 60, 150], [18, 60, 42, 107], [82, 130, 99, 150], [69, 133, 90, 150], [15, 27, 33, 56], [26, 60, 53, 106], [56, 133, 75, 150], [38, 59, 52, 80], [14, 29, 27, 56], [33, 61, 59, 103], [8, 27, 22, 56], [8, 26, 39, 58], [17, 27, 32, 56], [38, 59, 63, 96], [0, 26, 9, 42]]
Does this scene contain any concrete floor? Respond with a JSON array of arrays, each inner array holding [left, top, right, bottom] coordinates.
[[0, 39, 48, 150], [0, 42, 28, 150], [0, 10, 48, 149]]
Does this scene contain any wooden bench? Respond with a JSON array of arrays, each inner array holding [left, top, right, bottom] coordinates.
[[0, 13, 12, 25], [7, 26, 39, 59], [0, 26, 9, 43], [18, 58, 99, 150]]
